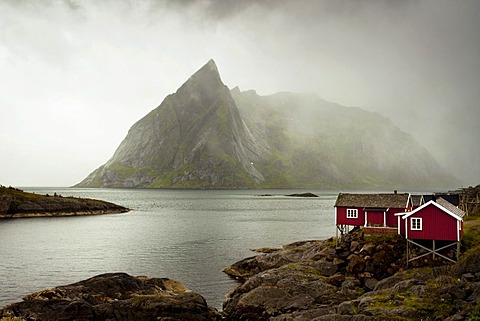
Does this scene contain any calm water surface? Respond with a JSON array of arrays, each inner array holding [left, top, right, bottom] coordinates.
[[0, 188, 337, 309]]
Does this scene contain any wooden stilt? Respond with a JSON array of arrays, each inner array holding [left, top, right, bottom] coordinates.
[[457, 241, 461, 261], [407, 239, 457, 264], [433, 240, 436, 260], [335, 226, 338, 247], [406, 239, 409, 267]]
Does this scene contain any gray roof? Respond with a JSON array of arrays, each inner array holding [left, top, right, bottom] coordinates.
[[437, 197, 465, 218], [335, 193, 410, 209], [410, 195, 423, 207]]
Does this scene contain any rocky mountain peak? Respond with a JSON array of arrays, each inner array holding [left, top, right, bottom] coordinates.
[[75, 61, 458, 189], [177, 59, 224, 97]]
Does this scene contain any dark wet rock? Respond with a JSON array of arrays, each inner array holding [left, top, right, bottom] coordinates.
[[309, 260, 337, 277], [223, 263, 351, 320], [346, 254, 365, 274], [0, 273, 220, 321], [223, 240, 328, 281], [337, 300, 359, 315], [363, 277, 378, 291]]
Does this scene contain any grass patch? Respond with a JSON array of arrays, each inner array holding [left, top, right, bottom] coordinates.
[[367, 291, 450, 320], [462, 213, 480, 251]]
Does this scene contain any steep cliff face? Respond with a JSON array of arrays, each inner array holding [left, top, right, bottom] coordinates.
[[76, 60, 458, 189], [77, 60, 268, 188]]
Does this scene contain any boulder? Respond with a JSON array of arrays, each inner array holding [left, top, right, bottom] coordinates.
[[223, 264, 350, 320], [0, 273, 220, 321], [346, 254, 365, 275]]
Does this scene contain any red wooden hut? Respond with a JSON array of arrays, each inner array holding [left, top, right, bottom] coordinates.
[[398, 198, 465, 263], [334, 192, 411, 236]]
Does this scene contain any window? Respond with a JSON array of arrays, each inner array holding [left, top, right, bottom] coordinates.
[[346, 209, 358, 219], [411, 217, 422, 230]]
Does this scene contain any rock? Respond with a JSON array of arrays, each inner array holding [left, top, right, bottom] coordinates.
[[223, 264, 349, 320], [359, 243, 376, 255], [468, 282, 480, 302], [327, 273, 346, 287], [347, 254, 365, 275], [337, 300, 359, 315], [374, 273, 407, 291], [223, 240, 330, 281], [341, 277, 360, 290], [392, 279, 422, 293], [0, 273, 220, 321], [461, 272, 475, 282], [333, 258, 345, 266], [318, 247, 336, 261], [311, 315, 353, 321], [350, 241, 361, 252], [363, 277, 378, 291], [252, 247, 283, 253], [439, 285, 467, 301], [310, 260, 337, 277]]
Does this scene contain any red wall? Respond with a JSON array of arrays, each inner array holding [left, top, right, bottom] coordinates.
[[366, 211, 384, 226], [405, 204, 459, 241], [387, 208, 406, 227], [336, 206, 407, 228], [336, 206, 365, 226]]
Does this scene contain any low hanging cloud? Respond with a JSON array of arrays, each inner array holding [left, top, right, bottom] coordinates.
[[0, 0, 478, 186]]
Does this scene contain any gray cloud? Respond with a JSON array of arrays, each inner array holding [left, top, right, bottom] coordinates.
[[0, 0, 478, 186]]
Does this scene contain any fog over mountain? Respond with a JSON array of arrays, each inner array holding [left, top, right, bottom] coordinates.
[[75, 60, 458, 189], [0, 0, 478, 187]]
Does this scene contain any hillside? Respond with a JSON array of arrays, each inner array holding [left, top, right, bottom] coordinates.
[[75, 60, 459, 189]]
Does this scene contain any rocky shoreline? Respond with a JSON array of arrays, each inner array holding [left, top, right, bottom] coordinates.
[[221, 228, 480, 320], [0, 186, 129, 218], [2, 227, 480, 320]]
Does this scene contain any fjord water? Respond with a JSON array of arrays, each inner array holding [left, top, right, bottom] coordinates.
[[0, 188, 336, 309]]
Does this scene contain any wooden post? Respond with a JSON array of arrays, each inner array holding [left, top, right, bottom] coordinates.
[[406, 239, 409, 267], [457, 241, 461, 261], [335, 226, 338, 247], [433, 240, 436, 260]]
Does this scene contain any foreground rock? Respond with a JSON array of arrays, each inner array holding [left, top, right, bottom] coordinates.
[[223, 228, 480, 320], [0, 186, 129, 218], [0, 273, 221, 321]]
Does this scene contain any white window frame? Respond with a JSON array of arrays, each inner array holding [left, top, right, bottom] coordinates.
[[346, 208, 358, 219], [411, 217, 422, 230]]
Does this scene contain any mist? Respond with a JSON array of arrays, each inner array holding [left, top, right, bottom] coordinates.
[[0, 0, 478, 187]]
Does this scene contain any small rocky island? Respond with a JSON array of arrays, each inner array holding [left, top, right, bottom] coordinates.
[[0, 186, 129, 218]]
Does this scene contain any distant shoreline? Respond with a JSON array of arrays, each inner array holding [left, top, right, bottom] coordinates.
[[0, 208, 129, 219], [0, 186, 130, 219]]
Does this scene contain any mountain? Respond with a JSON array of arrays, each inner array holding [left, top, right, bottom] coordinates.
[[75, 60, 458, 189]]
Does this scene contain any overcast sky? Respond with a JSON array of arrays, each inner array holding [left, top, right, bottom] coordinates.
[[0, 0, 479, 187]]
